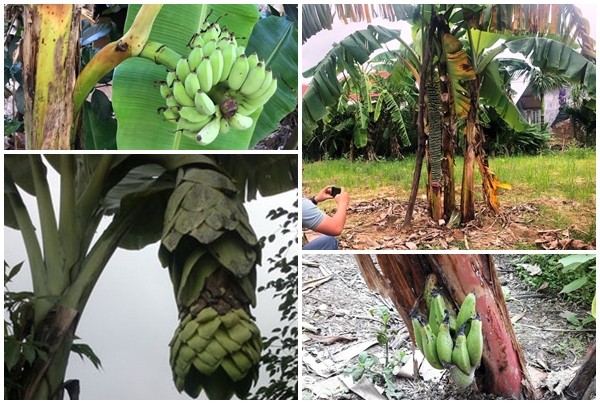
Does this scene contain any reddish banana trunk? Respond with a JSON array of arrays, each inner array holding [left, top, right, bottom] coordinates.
[[354, 254, 534, 399]]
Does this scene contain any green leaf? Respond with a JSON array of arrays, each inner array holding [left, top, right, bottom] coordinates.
[[246, 15, 298, 147], [5, 261, 24, 284], [559, 276, 588, 295], [558, 254, 596, 269], [82, 101, 117, 150], [302, 25, 401, 142], [4, 339, 21, 371], [71, 343, 103, 370]]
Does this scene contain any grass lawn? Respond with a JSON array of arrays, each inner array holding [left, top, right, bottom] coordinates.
[[302, 148, 595, 248]]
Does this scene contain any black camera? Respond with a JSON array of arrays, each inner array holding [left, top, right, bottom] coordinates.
[[330, 186, 341, 197]]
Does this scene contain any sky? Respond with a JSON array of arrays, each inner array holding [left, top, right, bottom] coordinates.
[[4, 159, 297, 399], [302, 3, 597, 98]]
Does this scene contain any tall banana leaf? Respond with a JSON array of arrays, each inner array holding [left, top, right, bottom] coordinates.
[[112, 5, 297, 150], [374, 90, 411, 148], [302, 25, 401, 142]]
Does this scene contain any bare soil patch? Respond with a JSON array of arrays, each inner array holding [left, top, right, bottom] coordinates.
[[304, 196, 595, 250], [301, 254, 596, 400]]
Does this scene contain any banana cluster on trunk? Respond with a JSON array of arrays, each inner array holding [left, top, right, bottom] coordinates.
[[159, 164, 261, 399]]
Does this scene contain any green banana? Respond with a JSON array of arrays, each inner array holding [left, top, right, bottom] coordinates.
[[240, 62, 266, 96], [209, 48, 224, 86], [184, 73, 201, 99], [419, 317, 444, 369], [246, 52, 259, 70], [166, 70, 177, 87], [158, 81, 172, 99], [165, 94, 180, 108], [201, 23, 220, 43], [172, 80, 196, 107], [456, 292, 477, 332], [429, 288, 445, 336], [451, 323, 472, 374], [245, 76, 277, 101], [176, 57, 191, 82], [160, 106, 179, 122], [188, 46, 204, 72], [466, 312, 483, 368], [435, 310, 453, 365], [423, 273, 438, 312], [219, 117, 230, 134], [196, 116, 221, 145], [203, 38, 217, 58], [228, 113, 253, 130], [227, 54, 249, 91], [410, 309, 424, 354], [448, 365, 475, 390], [176, 116, 212, 132], [178, 106, 210, 123], [197, 57, 214, 93], [194, 90, 217, 116], [219, 40, 237, 82]]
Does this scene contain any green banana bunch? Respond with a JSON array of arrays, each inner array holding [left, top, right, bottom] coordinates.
[[156, 21, 278, 145], [159, 164, 262, 399], [412, 285, 484, 390]]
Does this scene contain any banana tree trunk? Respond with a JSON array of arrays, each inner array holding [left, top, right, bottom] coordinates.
[[460, 79, 480, 222], [22, 5, 81, 149], [354, 254, 535, 399], [22, 306, 79, 399]]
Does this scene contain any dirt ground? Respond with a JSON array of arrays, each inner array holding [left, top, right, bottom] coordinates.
[[301, 254, 596, 400], [304, 196, 595, 250]]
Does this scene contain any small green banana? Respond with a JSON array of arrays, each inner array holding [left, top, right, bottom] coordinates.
[[209, 48, 224, 86], [456, 292, 477, 332], [423, 273, 438, 312], [172, 80, 196, 107], [429, 288, 445, 336], [219, 40, 237, 82], [196, 307, 219, 324], [451, 323, 472, 374], [175, 57, 191, 82], [448, 365, 475, 390], [410, 309, 424, 354], [203, 38, 217, 58], [239, 62, 266, 96], [179, 106, 210, 123], [166, 70, 177, 87], [466, 312, 483, 368], [228, 113, 253, 130], [219, 117, 230, 134], [197, 57, 214, 93], [176, 116, 212, 132], [435, 310, 454, 365], [196, 116, 221, 145], [158, 81, 172, 99], [419, 317, 444, 369], [188, 46, 204, 72], [184, 73, 201, 99], [227, 54, 249, 91], [194, 90, 217, 116]]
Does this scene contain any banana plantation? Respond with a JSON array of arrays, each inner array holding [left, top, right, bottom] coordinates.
[[302, 3, 596, 226]]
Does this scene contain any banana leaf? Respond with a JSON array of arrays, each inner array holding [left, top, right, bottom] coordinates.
[[245, 15, 298, 148], [112, 5, 296, 150], [302, 25, 401, 142], [504, 37, 596, 97]]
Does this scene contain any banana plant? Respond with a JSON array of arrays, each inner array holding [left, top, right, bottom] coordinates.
[[19, 4, 297, 150], [4, 155, 297, 399], [302, 4, 595, 225]]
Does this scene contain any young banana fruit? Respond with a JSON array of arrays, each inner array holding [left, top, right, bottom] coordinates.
[[466, 313, 483, 368], [155, 21, 279, 146], [435, 310, 454, 365], [456, 292, 477, 334]]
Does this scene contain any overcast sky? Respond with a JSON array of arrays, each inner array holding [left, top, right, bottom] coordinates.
[[4, 159, 297, 399]]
